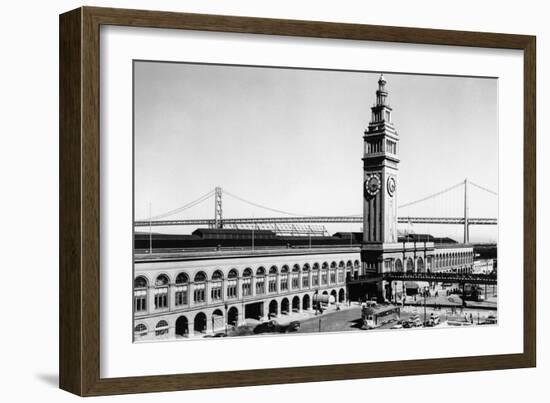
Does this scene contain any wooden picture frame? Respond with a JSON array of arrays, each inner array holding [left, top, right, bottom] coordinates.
[[59, 6, 536, 396]]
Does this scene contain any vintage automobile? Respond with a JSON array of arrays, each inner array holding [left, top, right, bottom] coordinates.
[[425, 313, 441, 327], [287, 321, 301, 332], [254, 319, 301, 334]]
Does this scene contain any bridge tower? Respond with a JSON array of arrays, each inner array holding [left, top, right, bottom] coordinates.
[[359, 74, 401, 301], [463, 178, 470, 244], [213, 186, 223, 229]]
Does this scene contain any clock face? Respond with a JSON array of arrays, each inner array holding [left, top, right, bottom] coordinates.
[[387, 176, 396, 197], [365, 174, 381, 196]]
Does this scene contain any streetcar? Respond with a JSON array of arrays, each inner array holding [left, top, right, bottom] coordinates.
[[361, 301, 401, 329]]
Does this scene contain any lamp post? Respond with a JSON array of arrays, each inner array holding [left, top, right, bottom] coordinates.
[[224, 303, 228, 336], [423, 286, 428, 325]]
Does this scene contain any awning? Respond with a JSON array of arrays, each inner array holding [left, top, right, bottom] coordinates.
[[404, 281, 430, 289]]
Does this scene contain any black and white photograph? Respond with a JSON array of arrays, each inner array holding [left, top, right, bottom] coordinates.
[[132, 61, 498, 342]]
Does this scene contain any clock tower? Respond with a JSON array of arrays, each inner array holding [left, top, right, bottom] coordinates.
[[362, 74, 400, 246]]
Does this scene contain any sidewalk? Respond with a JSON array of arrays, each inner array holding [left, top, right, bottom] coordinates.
[[401, 295, 497, 310], [244, 302, 360, 326]]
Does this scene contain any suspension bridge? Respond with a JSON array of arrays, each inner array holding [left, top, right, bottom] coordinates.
[[134, 178, 497, 243]]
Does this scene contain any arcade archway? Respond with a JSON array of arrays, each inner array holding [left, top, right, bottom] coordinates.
[[292, 296, 300, 312], [194, 312, 207, 334], [281, 298, 289, 314], [339, 288, 345, 303], [175, 315, 188, 337], [269, 299, 278, 317], [227, 307, 239, 326], [302, 294, 311, 310]]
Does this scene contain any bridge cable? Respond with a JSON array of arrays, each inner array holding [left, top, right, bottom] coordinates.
[[223, 189, 314, 217], [469, 181, 498, 196], [398, 181, 464, 209], [139, 189, 215, 221]]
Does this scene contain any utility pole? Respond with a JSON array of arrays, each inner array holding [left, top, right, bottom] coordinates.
[[251, 220, 255, 251], [463, 178, 469, 244], [149, 202, 152, 254]]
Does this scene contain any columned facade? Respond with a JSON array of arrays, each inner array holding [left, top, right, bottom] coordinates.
[[134, 250, 353, 341]]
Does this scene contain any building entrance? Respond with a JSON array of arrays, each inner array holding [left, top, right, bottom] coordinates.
[[348, 282, 381, 302], [245, 301, 264, 320]]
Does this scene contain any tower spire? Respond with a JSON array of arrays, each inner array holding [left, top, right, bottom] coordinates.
[[369, 73, 393, 125], [376, 74, 388, 106]]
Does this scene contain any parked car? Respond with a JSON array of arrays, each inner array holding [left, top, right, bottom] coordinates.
[[411, 318, 423, 327], [253, 320, 282, 334], [480, 313, 497, 325], [425, 313, 441, 327], [286, 321, 301, 332]]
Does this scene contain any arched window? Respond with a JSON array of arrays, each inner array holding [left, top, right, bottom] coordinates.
[[329, 262, 337, 284], [417, 257, 424, 273], [175, 272, 189, 306], [227, 269, 238, 299], [321, 262, 329, 285], [154, 274, 169, 310], [155, 274, 169, 286], [256, 267, 266, 295], [302, 264, 310, 288], [155, 320, 169, 336], [134, 276, 148, 288], [395, 259, 403, 272], [134, 323, 147, 338], [211, 270, 223, 301], [312, 263, 320, 286], [242, 268, 252, 297], [268, 266, 278, 293], [193, 271, 207, 304], [133, 276, 148, 313], [406, 258, 414, 273], [337, 261, 345, 283], [175, 272, 188, 284], [291, 264, 300, 289], [280, 265, 289, 291]]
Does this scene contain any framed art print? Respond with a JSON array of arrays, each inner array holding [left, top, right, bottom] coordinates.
[[59, 6, 536, 396]]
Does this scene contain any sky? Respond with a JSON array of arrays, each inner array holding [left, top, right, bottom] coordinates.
[[134, 61, 498, 242]]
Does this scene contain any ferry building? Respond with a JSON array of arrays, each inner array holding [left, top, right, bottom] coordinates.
[[133, 75, 475, 340]]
